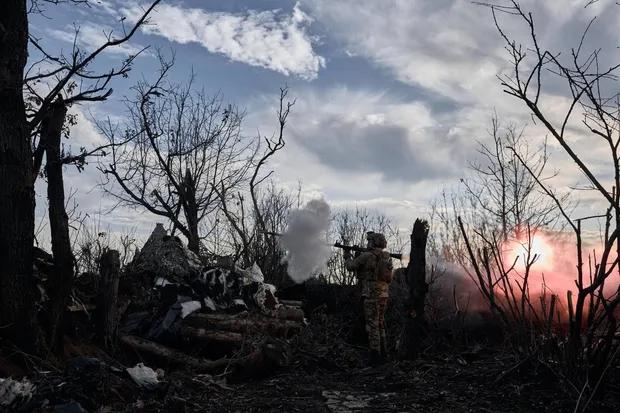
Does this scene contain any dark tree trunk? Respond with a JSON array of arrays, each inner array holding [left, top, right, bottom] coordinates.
[[0, 0, 42, 353], [397, 218, 430, 360], [96, 249, 121, 349], [43, 97, 75, 352], [182, 169, 200, 254]]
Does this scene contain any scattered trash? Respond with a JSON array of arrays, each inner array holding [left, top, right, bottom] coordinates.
[[126, 363, 160, 390], [180, 300, 203, 318]]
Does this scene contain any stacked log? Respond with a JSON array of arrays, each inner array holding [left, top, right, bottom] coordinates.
[[120, 301, 305, 379]]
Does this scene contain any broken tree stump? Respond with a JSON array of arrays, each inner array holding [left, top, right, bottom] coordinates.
[[120, 335, 231, 372], [397, 218, 430, 360], [97, 249, 121, 349]]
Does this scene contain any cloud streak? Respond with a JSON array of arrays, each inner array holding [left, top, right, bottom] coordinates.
[[121, 1, 325, 80]]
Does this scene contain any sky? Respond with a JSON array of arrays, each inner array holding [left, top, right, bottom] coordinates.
[[27, 0, 620, 249]]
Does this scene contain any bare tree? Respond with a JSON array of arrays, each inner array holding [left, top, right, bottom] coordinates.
[[476, 0, 620, 392], [219, 182, 300, 286], [214, 87, 296, 285], [99, 55, 259, 254], [0, 0, 160, 352], [431, 112, 569, 267], [466, 113, 562, 239], [430, 112, 576, 353]]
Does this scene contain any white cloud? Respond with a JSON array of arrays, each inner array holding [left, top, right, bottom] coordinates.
[[307, 0, 510, 104], [298, 0, 620, 224], [120, 1, 325, 80]]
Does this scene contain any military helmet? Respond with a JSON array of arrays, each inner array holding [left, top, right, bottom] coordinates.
[[366, 231, 387, 248]]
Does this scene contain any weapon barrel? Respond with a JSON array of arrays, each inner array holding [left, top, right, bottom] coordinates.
[[333, 242, 403, 260], [261, 231, 283, 237], [261, 233, 404, 260]]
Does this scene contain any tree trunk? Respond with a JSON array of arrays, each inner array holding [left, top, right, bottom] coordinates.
[[187, 313, 303, 338], [262, 305, 306, 322], [96, 249, 121, 349], [182, 168, 200, 254], [43, 96, 74, 352], [179, 326, 245, 346], [397, 218, 430, 360], [120, 335, 231, 372], [0, 0, 41, 353]]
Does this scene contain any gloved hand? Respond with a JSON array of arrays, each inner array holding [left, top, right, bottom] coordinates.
[[343, 248, 352, 260]]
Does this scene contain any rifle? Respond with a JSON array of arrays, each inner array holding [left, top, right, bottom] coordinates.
[[333, 243, 403, 260], [260, 231, 404, 260]]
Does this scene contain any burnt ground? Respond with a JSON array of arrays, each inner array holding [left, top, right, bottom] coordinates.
[[5, 282, 620, 413], [14, 345, 620, 413], [161, 351, 619, 413]]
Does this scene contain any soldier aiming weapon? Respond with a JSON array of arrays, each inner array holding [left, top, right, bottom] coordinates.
[[260, 231, 404, 260], [262, 229, 397, 364], [333, 243, 403, 261]]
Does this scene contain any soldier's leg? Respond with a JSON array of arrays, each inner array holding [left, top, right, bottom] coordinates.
[[363, 298, 380, 353], [378, 297, 388, 357]]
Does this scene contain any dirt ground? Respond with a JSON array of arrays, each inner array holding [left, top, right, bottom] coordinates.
[[186, 352, 620, 413], [18, 345, 618, 413]]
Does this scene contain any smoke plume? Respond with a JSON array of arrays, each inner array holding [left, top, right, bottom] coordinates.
[[280, 198, 332, 283]]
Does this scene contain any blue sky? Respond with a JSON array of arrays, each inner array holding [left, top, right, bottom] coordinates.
[[27, 0, 620, 245]]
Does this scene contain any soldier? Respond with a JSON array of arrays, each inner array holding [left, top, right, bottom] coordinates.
[[343, 231, 393, 364]]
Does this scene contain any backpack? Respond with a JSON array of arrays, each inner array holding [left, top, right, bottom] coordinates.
[[371, 250, 393, 283]]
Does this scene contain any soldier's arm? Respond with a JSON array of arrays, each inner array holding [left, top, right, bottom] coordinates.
[[345, 252, 371, 272]]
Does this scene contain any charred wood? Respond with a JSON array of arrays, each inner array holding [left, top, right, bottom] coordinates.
[[120, 335, 231, 372]]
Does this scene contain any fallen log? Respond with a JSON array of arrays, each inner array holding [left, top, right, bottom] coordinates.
[[188, 313, 303, 337], [278, 300, 303, 308], [179, 326, 245, 346], [120, 335, 231, 372], [263, 305, 305, 322]]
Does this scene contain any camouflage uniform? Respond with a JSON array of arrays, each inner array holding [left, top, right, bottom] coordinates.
[[344, 232, 392, 359]]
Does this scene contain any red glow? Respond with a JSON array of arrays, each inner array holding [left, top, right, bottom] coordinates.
[[490, 228, 620, 323]]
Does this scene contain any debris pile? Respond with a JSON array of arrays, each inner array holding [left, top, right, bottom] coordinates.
[[114, 224, 305, 371], [14, 223, 307, 410]]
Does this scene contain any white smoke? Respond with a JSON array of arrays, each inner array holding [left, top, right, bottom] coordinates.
[[280, 198, 332, 283]]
